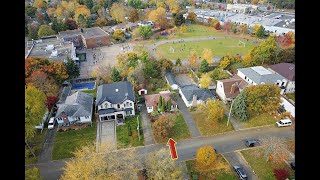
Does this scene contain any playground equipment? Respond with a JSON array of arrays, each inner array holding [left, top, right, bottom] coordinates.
[[238, 40, 246, 47]]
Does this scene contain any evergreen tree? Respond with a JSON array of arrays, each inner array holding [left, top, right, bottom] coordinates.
[[175, 58, 182, 66], [173, 13, 185, 26], [232, 91, 249, 121], [160, 98, 165, 112], [167, 100, 172, 111], [199, 59, 209, 73], [158, 95, 162, 111], [111, 67, 121, 82]]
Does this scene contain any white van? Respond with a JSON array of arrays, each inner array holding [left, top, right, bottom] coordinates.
[[48, 117, 55, 130], [275, 119, 292, 127]]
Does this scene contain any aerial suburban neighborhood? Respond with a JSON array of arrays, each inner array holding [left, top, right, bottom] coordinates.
[[25, 0, 295, 179]]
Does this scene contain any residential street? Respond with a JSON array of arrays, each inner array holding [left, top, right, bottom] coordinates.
[[175, 95, 201, 137], [37, 127, 57, 163], [28, 126, 294, 179], [140, 105, 155, 145], [224, 151, 259, 180]]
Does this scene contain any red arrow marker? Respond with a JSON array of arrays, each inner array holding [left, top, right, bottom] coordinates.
[[167, 138, 178, 160]]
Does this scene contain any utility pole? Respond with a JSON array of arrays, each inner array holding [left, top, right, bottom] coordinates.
[[227, 99, 235, 126]]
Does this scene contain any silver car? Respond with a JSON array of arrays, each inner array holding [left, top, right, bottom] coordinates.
[[233, 165, 248, 180]]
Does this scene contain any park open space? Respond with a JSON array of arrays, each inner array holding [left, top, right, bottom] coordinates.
[[156, 38, 256, 60]]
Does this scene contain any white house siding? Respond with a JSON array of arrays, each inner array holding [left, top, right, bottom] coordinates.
[[281, 97, 295, 118], [138, 89, 148, 95], [285, 81, 295, 93], [171, 84, 179, 90], [216, 81, 227, 101]]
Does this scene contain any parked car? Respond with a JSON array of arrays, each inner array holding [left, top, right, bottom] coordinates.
[[233, 165, 248, 180], [244, 139, 258, 147], [275, 119, 292, 127], [290, 161, 295, 170], [48, 117, 55, 130]]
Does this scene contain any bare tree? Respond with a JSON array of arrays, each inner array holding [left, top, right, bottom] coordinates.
[[260, 136, 290, 164]]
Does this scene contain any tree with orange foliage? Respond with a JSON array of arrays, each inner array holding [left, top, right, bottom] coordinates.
[[188, 50, 198, 67], [26, 70, 59, 97], [110, 3, 127, 23], [148, 7, 168, 30], [195, 145, 217, 172], [50, 62, 69, 83], [152, 113, 174, 142], [276, 31, 295, 47], [33, 0, 47, 10]]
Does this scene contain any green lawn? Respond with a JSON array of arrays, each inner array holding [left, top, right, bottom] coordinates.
[[116, 115, 144, 149], [156, 38, 256, 60], [286, 93, 295, 102], [186, 155, 238, 180], [191, 110, 234, 136], [52, 123, 97, 160], [25, 129, 48, 165], [241, 148, 295, 180], [242, 113, 280, 128], [168, 113, 191, 141], [81, 88, 97, 98]]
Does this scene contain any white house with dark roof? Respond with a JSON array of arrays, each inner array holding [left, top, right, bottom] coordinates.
[[96, 81, 135, 122], [55, 91, 93, 127], [237, 66, 287, 94], [268, 63, 295, 94], [179, 84, 214, 107]]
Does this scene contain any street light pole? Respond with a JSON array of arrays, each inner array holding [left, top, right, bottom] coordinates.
[[227, 99, 235, 126]]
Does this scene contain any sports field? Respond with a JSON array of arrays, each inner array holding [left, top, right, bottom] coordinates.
[[156, 38, 256, 60]]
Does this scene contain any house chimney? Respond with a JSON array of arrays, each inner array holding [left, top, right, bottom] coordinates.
[[230, 83, 237, 94], [192, 95, 197, 107]]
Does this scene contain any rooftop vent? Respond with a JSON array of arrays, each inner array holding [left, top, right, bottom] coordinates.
[[115, 89, 119, 92]]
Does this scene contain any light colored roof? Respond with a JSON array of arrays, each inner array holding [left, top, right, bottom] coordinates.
[[237, 66, 285, 84], [56, 91, 93, 118]]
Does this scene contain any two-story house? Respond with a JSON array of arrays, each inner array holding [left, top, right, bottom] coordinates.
[[268, 63, 295, 94], [96, 81, 135, 122], [237, 66, 287, 94]]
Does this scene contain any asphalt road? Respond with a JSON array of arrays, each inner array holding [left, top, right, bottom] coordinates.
[[27, 126, 294, 179], [224, 151, 259, 180]]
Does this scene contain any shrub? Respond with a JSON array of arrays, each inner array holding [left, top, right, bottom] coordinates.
[[273, 168, 289, 180]]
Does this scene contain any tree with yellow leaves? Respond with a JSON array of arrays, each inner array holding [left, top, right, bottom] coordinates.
[[180, 24, 187, 33], [60, 142, 142, 180], [199, 73, 211, 89], [166, 0, 180, 14], [253, 24, 261, 35], [110, 2, 128, 23], [156, 1, 166, 8], [202, 48, 213, 63], [195, 145, 217, 172], [188, 50, 198, 67], [33, 0, 47, 10], [219, 55, 232, 69], [149, 7, 168, 29], [75, 5, 91, 22], [199, 98, 224, 127]]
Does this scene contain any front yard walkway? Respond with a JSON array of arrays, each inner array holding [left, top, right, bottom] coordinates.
[[175, 95, 201, 137], [140, 105, 155, 145]]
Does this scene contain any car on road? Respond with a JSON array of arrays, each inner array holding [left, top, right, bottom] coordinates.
[[275, 119, 292, 127], [48, 117, 55, 130], [244, 139, 258, 147], [233, 165, 248, 180]]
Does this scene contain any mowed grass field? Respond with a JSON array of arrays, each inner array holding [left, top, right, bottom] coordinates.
[[156, 38, 255, 60]]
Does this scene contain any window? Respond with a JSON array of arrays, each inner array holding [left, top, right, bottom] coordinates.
[[126, 102, 129, 107], [244, 76, 247, 80], [117, 104, 120, 108], [130, 103, 132, 106], [281, 82, 285, 86]]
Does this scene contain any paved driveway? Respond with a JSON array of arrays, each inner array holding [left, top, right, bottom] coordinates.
[[140, 105, 155, 145], [37, 127, 57, 163], [224, 151, 259, 180], [96, 121, 116, 150], [175, 74, 197, 87], [175, 95, 201, 137]]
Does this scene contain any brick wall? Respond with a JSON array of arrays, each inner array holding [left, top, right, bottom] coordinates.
[[83, 35, 111, 49]]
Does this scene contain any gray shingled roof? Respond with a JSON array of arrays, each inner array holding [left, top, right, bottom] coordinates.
[[180, 84, 214, 101], [57, 86, 71, 104], [165, 72, 178, 86], [96, 81, 135, 106], [237, 66, 286, 84], [55, 91, 93, 118], [268, 63, 295, 81]]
